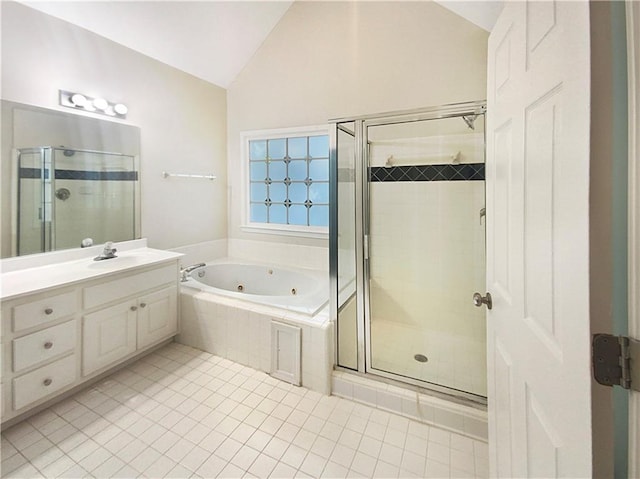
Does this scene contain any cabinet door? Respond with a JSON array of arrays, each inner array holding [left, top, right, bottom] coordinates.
[[137, 286, 177, 349], [83, 301, 137, 376]]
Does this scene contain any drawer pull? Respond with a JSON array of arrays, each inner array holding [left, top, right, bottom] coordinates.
[[44, 308, 53, 315], [44, 341, 53, 350], [140, 303, 147, 308], [43, 378, 53, 386], [130, 306, 138, 311]]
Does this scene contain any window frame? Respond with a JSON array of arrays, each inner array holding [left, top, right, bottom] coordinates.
[[240, 125, 330, 239]]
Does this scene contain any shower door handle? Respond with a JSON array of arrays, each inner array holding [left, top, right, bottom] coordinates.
[[364, 234, 369, 260], [473, 292, 492, 310]]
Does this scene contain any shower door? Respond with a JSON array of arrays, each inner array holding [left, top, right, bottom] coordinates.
[[51, 148, 137, 251], [16, 147, 138, 255], [331, 102, 488, 399], [334, 122, 359, 370], [364, 111, 487, 398]]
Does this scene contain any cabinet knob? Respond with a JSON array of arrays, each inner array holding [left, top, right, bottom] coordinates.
[[130, 306, 138, 311], [140, 303, 147, 308], [43, 378, 53, 386], [44, 341, 53, 350], [44, 308, 53, 315]]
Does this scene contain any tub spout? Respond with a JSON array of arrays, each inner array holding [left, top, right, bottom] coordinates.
[[180, 263, 206, 282]]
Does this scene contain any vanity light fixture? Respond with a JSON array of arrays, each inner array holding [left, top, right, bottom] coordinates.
[[92, 97, 108, 111], [59, 90, 128, 119], [70, 93, 87, 107], [113, 103, 128, 115]]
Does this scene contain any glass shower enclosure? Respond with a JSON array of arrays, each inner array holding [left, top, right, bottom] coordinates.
[[330, 101, 487, 400], [16, 147, 138, 256]]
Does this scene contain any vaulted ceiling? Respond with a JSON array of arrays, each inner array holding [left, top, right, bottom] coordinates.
[[20, 1, 502, 89]]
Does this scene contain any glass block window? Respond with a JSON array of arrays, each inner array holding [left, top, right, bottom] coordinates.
[[248, 134, 329, 227]]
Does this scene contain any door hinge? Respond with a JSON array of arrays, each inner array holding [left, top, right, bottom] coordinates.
[[592, 333, 640, 392]]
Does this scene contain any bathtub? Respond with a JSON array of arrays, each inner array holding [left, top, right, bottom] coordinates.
[[180, 261, 329, 316], [178, 259, 333, 394]]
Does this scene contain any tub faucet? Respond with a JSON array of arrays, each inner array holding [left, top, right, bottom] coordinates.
[[94, 241, 117, 261], [180, 263, 206, 282]]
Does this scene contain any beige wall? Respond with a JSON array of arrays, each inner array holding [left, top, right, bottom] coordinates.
[[227, 0, 489, 246], [1, 1, 227, 253], [1, 1, 488, 256]]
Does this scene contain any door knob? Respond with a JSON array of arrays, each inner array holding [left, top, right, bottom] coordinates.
[[473, 292, 492, 310]]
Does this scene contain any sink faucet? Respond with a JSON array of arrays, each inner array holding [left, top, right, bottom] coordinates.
[[94, 241, 118, 261], [180, 263, 206, 282]]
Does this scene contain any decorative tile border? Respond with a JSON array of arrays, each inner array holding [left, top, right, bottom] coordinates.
[[18, 167, 49, 179], [370, 163, 485, 182], [19, 167, 138, 181]]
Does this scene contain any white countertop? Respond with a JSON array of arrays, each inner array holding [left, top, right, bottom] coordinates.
[[1, 247, 183, 301]]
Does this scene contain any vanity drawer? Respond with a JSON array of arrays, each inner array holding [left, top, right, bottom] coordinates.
[[12, 291, 76, 333], [13, 354, 76, 411], [83, 263, 176, 309], [13, 320, 77, 373]]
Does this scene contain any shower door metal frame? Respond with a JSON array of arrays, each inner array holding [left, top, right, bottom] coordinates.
[[330, 120, 366, 371], [16, 147, 54, 256], [331, 100, 487, 402]]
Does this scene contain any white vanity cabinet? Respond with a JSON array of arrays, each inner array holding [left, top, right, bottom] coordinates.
[[2, 287, 80, 415], [1, 247, 182, 425], [82, 285, 178, 375], [82, 286, 178, 376], [81, 263, 177, 376]]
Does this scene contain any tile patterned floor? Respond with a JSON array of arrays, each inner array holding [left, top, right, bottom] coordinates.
[[1, 343, 488, 478]]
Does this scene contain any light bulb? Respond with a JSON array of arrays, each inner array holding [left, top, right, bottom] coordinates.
[[114, 103, 128, 115], [70, 93, 87, 107], [93, 98, 108, 110]]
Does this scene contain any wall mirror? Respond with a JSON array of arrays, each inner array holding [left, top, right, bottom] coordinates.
[[1, 100, 141, 259]]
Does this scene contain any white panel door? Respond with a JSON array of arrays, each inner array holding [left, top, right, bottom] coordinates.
[[486, 1, 592, 477]]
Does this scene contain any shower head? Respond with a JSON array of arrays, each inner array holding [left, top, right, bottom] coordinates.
[[462, 115, 477, 130]]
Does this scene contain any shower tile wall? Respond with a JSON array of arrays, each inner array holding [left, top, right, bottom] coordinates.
[[368, 180, 486, 396]]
